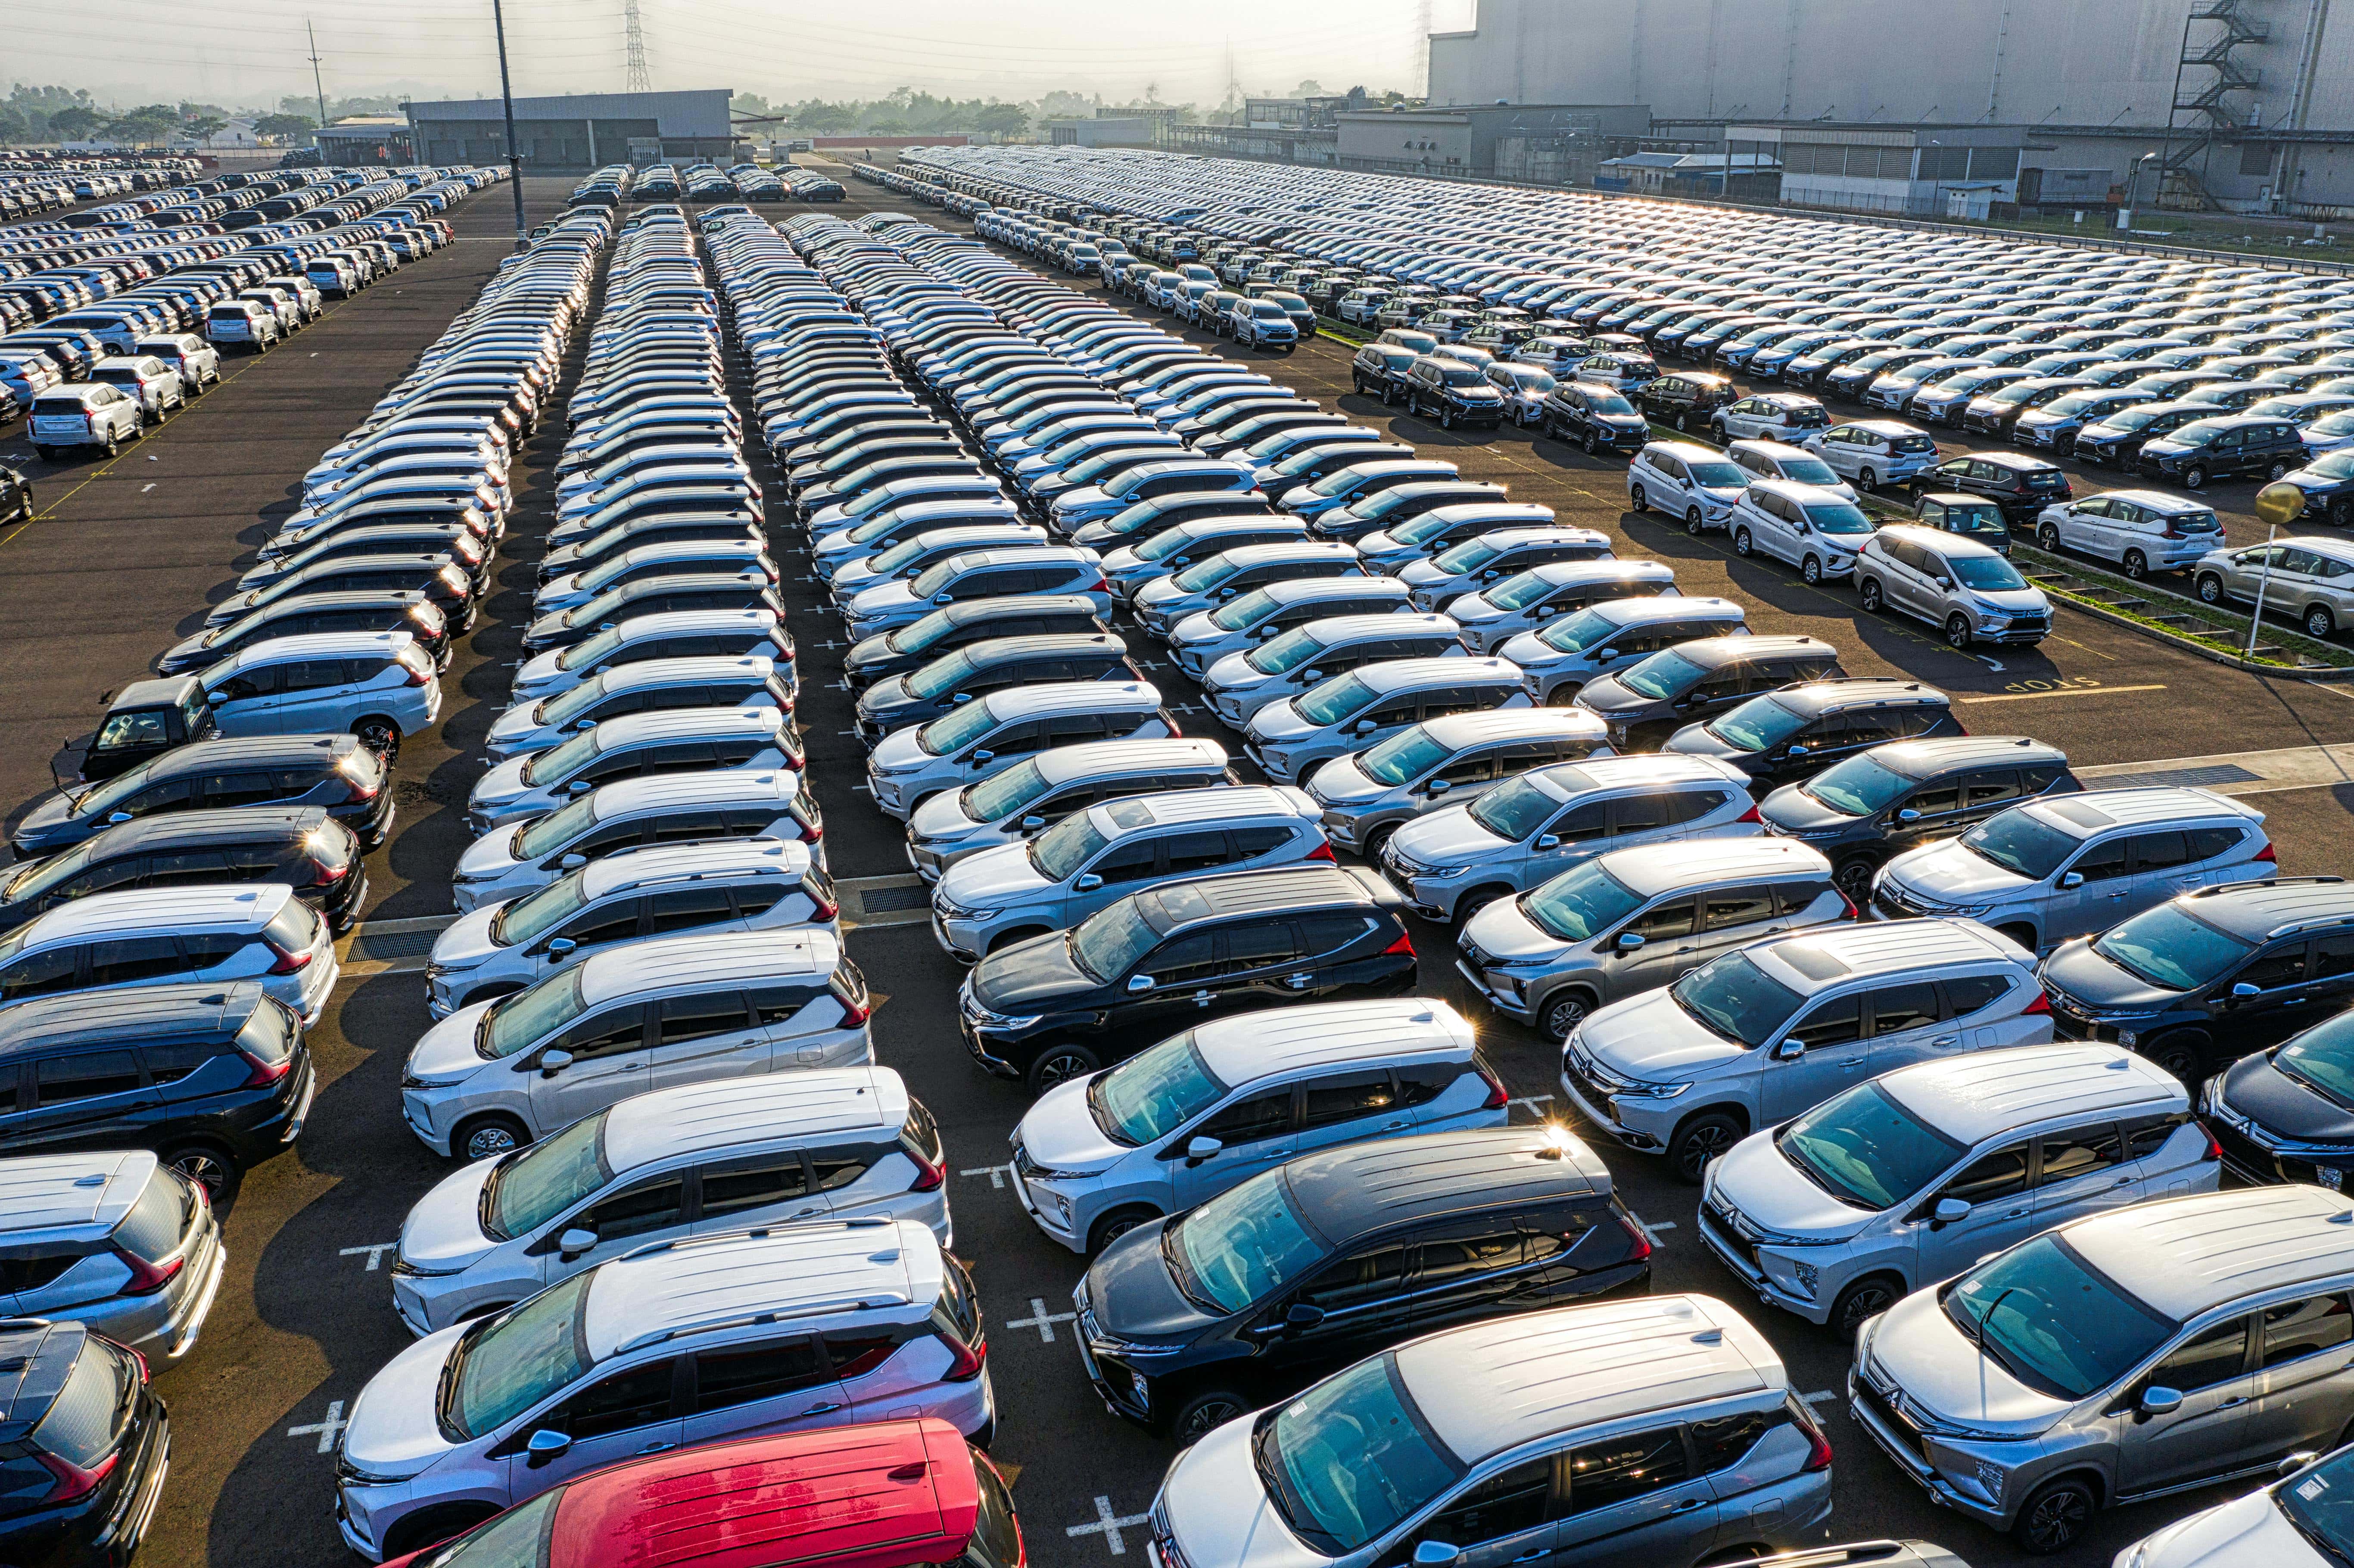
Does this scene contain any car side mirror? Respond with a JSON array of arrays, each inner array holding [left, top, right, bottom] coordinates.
[[574, 719, 595, 731], [1299, 668, 1323, 683], [2140, 1386, 2183, 1418], [1933, 1198, 1972, 1225], [1937, 577, 1955, 591], [970, 749, 993, 765], [559, 853, 587, 871], [1772, 1039, 1806, 1062], [2282, 1451, 2320, 1479], [1896, 808, 1921, 823], [107, 811, 133, 824], [1536, 834, 1561, 850], [1616, 931, 1646, 952], [557, 1226, 597, 1260], [525, 1429, 573, 1465], [2233, 981, 2262, 998], [207, 690, 229, 704], [1020, 815, 1046, 832], [539, 1048, 574, 1077], [1787, 741, 1809, 754], [1074, 872, 1104, 892], [565, 779, 592, 793], [934, 593, 955, 604], [1127, 974, 1155, 993], [1186, 1135, 1223, 1162], [1421, 778, 1452, 796], [547, 937, 577, 958], [2058, 871, 2084, 890], [1414, 1544, 1463, 1568]]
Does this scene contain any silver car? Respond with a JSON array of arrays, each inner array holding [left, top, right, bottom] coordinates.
[[1246, 656, 1533, 784], [2192, 535, 2354, 642], [904, 737, 1233, 880], [1499, 595, 1749, 707], [1306, 708, 1612, 860], [1850, 1186, 2354, 1555], [0, 1151, 226, 1360], [2035, 489, 2223, 579], [1200, 612, 1465, 729], [1854, 525, 2053, 649]]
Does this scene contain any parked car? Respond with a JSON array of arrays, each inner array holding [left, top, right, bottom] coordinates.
[[843, 594, 1110, 690], [1573, 633, 1848, 750], [0, 805, 365, 938], [1853, 526, 2052, 647], [88, 354, 183, 420], [26, 382, 142, 459], [1803, 420, 1940, 492], [1628, 440, 1752, 533], [2034, 488, 2224, 579], [1305, 708, 1612, 860], [1167, 576, 1415, 678], [1541, 380, 1650, 454], [1665, 675, 1963, 782], [906, 737, 1235, 881], [2140, 414, 2307, 489], [0, 1150, 225, 1357], [197, 630, 439, 757], [1716, 393, 1831, 445], [1725, 438, 1859, 501], [2073, 398, 2233, 469], [865, 681, 1173, 821], [0, 1319, 169, 1568], [1451, 558, 1682, 654], [483, 656, 791, 762], [1909, 449, 2071, 521], [2192, 535, 2354, 638], [1727, 481, 1878, 583], [0, 882, 338, 1025], [1245, 657, 1533, 785]]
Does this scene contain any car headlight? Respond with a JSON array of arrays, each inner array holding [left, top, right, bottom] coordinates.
[[1615, 1079, 1692, 1099], [936, 899, 999, 921], [400, 1068, 473, 1091]]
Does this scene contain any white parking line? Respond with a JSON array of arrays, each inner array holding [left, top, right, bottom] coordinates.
[[960, 1163, 1010, 1189], [339, 1243, 398, 1271], [1067, 1496, 1153, 1556], [1507, 1094, 1555, 1121], [1006, 1297, 1077, 1344], [1959, 683, 2167, 703], [286, 1400, 349, 1453]]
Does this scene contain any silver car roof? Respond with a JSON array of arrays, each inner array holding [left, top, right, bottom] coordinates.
[[2063, 1186, 2354, 1323], [1746, 916, 2032, 993], [1192, 997, 1475, 1083], [579, 926, 836, 1007], [1878, 1042, 2184, 1148], [583, 1218, 936, 1360], [2020, 785, 2262, 838], [1601, 838, 1831, 900], [601, 1067, 907, 1173], [0, 1151, 158, 1242]]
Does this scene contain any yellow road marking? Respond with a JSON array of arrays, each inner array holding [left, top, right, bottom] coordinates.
[[1960, 683, 2168, 703]]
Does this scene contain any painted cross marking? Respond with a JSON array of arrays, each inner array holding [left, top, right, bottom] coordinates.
[[287, 1400, 349, 1453], [340, 1242, 398, 1271], [1507, 1093, 1554, 1120], [1006, 1297, 1077, 1344], [961, 1163, 1010, 1189], [1067, 1496, 1152, 1556]]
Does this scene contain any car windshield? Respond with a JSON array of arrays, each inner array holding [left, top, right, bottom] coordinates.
[[1688, 460, 1747, 488], [865, 536, 934, 574], [1704, 695, 1810, 752], [1534, 607, 1624, 654], [2167, 420, 2225, 447], [1618, 648, 1706, 700], [1294, 672, 1379, 726], [553, 627, 623, 672], [1800, 755, 1915, 817], [1173, 554, 1246, 593], [963, 759, 1049, 822], [444, 1271, 594, 1440], [537, 676, 612, 731], [1960, 809, 2080, 881], [2308, 420, 2354, 447], [490, 870, 593, 949], [512, 795, 600, 861], [1067, 895, 1160, 983], [1671, 951, 1802, 1048], [905, 650, 980, 700], [1436, 366, 1482, 386], [917, 700, 999, 756], [518, 727, 603, 788], [2092, 901, 2257, 992], [1467, 774, 1567, 841], [1257, 1354, 1464, 1557], [2279, 1012, 2354, 1116], [1943, 554, 2026, 591], [420, 1489, 567, 1568], [1776, 1083, 1966, 1210], [1246, 628, 1328, 675], [1587, 392, 1637, 417], [1169, 1169, 1325, 1315], [1, 838, 105, 904], [1944, 1234, 2175, 1400], [1209, 588, 1280, 631], [907, 561, 961, 598], [481, 1111, 611, 1240], [1027, 811, 1111, 881], [1485, 571, 1560, 611], [1087, 1032, 1228, 1146], [1805, 503, 1875, 535], [478, 969, 589, 1060], [2276, 1445, 2354, 1566], [2102, 406, 2166, 432], [1358, 725, 1452, 787], [1522, 860, 1644, 943]]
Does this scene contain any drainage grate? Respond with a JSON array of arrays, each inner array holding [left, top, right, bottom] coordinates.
[[345, 927, 443, 962], [857, 883, 930, 914], [2086, 764, 2263, 791]]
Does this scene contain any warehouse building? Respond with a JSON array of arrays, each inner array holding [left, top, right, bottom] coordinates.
[[1427, 0, 2354, 215], [402, 89, 738, 171]]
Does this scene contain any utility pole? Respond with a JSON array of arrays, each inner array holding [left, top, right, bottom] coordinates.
[[623, 0, 651, 94], [491, 0, 528, 245], [305, 19, 330, 143]]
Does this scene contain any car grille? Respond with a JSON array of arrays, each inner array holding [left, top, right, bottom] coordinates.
[[2008, 613, 2049, 630], [1853, 1379, 1931, 1468], [1561, 1045, 1623, 1114], [1873, 882, 1929, 919], [2209, 1111, 2301, 1182], [1012, 1142, 1045, 1181], [1384, 846, 1434, 877], [1700, 1199, 1760, 1270]]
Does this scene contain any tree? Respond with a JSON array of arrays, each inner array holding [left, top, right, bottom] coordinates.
[[793, 102, 853, 133], [182, 114, 229, 143], [47, 106, 107, 141], [1294, 79, 1328, 97], [972, 103, 1030, 140], [253, 112, 317, 144], [867, 118, 910, 135]]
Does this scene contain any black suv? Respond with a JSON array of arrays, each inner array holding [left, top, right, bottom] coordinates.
[[157, 588, 451, 676], [1909, 491, 2017, 554], [2043, 877, 2354, 1086], [76, 677, 218, 783], [1572, 634, 1848, 751], [0, 1322, 168, 1567], [0, 806, 364, 937], [1076, 1126, 1651, 1441], [843, 594, 1112, 691], [1759, 735, 2081, 902], [854, 633, 1141, 745], [1540, 381, 1650, 455], [958, 865, 1419, 1092], [1908, 450, 2071, 520], [2069, 399, 2229, 470], [1663, 677, 1964, 787], [2139, 414, 2308, 490], [1632, 370, 1738, 434], [1401, 358, 1506, 431], [10, 734, 392, 860], [0, 980, 314, 1198]]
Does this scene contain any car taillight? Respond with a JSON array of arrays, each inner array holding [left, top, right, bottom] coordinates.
[[1615, 1207, 1653, 1263], [2256, 840, 2278, 863], [242, 1050, 294, 1088], [1304, 840, 1335, 862], [37, 1450, 118, 1505], [113, 1244, 183, 1296], [909, 1150, 945, 1192], [942, 1332, 987, 1381], [2021, 989, 2052, 1016], [1476, 1061, 1510, 1110], [2199, 1123, 2224, 1162], [1734, 803, 1762, 824], [1381, 927, 1415, 958], [266, 942, 312, 975], [1794, 1402, 1834, 1473]]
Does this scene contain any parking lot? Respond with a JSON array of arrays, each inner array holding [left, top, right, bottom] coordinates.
[[5, 156, 2354, 1568]]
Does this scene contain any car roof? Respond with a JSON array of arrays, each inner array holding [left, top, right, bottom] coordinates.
[[981, 680, 1159, 719], [605, 608, 777, 642], [2099, 488, 2215, 513], [1092, 785, 1311, 834], [1286, 1126, 1613, 1239], [2021, 785, 2261, 838], [578, 836, 809, 901], [1873, 523, 2010, 562], [1525, 558, 1675, 586], [943, 593, 1099, 623], [221, 629, 411, 669], [1529, 752, 1751, 797], [1647, 440, 1730, 463], [581, 926, 838, 1004], [1417, 709, 1611, 749], [1868, 735, 2069, 778], [1192, 997, 1475, 1083], [1257, 576, 1409, 604], [584, 1218, 938, 1361], [1028, 737, 1228, 784], [23, 883, 293, 944], [1747, 916, 2031, 990], [582, 769, 802, 822], [1771, 677, 1952, 716], [1587, 594, 1743, 627], [1353, 656, 1520, 694], [1674, 632, 1834, 668], [1603, 837, 1831, 898], [1879, 1042, 2183, 1146], [603, 1067, 908, 1173], [594, 655, 773, 691], [2174, 876, 2354, 941], [1143, 864, 1398, 930], [0, 1150, 159, 1241], [2064, 1186, 2354, 1322], [96, 806, 330, 851], [1395, 1294, 1782, 1465]]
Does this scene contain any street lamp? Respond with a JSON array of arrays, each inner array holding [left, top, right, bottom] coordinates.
[[1927, 138, 1943, 218], [2122, 150, 2158, 231]]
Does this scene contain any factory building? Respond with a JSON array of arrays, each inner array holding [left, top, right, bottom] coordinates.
[[402, 89, 739, 171]]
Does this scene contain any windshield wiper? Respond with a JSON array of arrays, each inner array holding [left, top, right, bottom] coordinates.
[[2279, 1500, 2354, 1568]]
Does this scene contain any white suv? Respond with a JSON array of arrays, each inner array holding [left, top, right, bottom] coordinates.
[[27, 383, 143, 460], [1728, 480, 1877, 583], [1627, 440, 1751, 534], [1801, 419, 1941, 492]]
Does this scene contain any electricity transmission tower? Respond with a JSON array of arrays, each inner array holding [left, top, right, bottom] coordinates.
[[624, 0, 652, 94]]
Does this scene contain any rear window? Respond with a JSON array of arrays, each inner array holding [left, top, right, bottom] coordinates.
[[112, 1171, 191, 1263], [237, 997, 300, 1068], [262, 899, 319, 955], [31, 1339, 132, 1471]]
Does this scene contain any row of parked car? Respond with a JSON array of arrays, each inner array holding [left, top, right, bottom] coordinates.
[[0, 155, 199, 221]]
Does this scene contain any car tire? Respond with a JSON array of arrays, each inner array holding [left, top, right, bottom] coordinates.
[[1859, 467, 1879, 493], [354, 716, 401, 764], [1803, 554, 1824, 585], [31, 446, 54, 462], [1685, 506, 1705, 535], [2197, 573, 2226, 604], [1945, 613, 1974, 650], [1832, 856, 1879, 905], [2123, 549, 2148, 580], [1441, 405, 1456, 429], [162, 1142, 242, 1205], [1452, 885, 1510, 925], [2145, 1034, 2205, 1083], [1828, 1274, 1905, 1339], [2310, 604, 2340, 639], [1544, 682, 1582, 707], [102, 432, 119, 457], [1362, 824, 1398, 863], [1087, 1205, 1158, 1256], [2039, 523, 2061, 552], [1539, 989, 1596, 1043], [1668, 1111, 1743, 1184], [1025, 1042, 1102, 1096], [2268, 460, 2291, 482], [454, 1113, 529, 1163], [2013, 1476, 2097, 1556], [1733, 526, 1754, 557], [2184, 464, 2208, 489], [1583, 429, 1599, 455], [1170, 1388, 1249, 1446], [1628, 482, 1648, 513], [1859, 579, 1885, 614]]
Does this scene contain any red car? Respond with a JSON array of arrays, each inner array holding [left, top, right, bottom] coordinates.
[[383, 1418, 1022, 1568]]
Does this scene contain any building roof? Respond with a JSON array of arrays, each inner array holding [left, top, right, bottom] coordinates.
[[404, 90, 735, 139]]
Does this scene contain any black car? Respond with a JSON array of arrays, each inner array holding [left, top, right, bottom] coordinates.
[[2276, 448, 2354, 530], [1348, 343, 1419, 404], [2206, 971, 2354, 1185], [1572, 634, 1848, 751], [1759, 735, 2079, 902], [520, 573, 784, 655], [2041, 877, 2354, 1087], [1663, 677, 1963, 788], [205, 553, 477, 636], [1959, 376, 2098, 438], [1075, 1126, 1652, 1441], [1540, 382, 1650, 454], [1632, 370, 1737, 434], [11, 734, 391, 860], [959, 864, 1419, 1092], [77, 677, 218, 784], [0, 980, 315, 1197], [2139, 414, 2309, 490], [2070, 399, 2230, 470], [1305, 480, 1509, 543], [0, 1321, 169, 1566], [855, 633, 1140, 745], [1907, 451, 2071, 520], [1909, 492, 2018, 554], [156, 589, 451, 677], [0, 806, 366, 938], [1401, 358, 1507, 431], [0, 464, 28, 524], [844, 594, 1112, 691]]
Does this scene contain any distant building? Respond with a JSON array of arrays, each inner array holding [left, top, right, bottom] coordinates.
[[403, 89, 738, 170], [1734, 124, 2024, 218], [312, 116, 409, 165], [1597, 148, 1780, 197], [174, 118, 262, 150], [1046, 117, 1157, 147], [1336, 103, 1648, 182]]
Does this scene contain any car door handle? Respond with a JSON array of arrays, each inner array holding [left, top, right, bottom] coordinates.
[[1672, 1498, 1706, 1513], [1513, 1551, 1551, 1563], [798, 1402, 845, 1417], [2004, 1207, 2031, 1219], [2217, 1396, 2250, 1409], [1930, 1035, 1959, 1047], [1382, 1120, 1410, 1130], [638, 1440, 677, 1454], [1285, 972, 1313, 988], [1192, 990, 1212, 1005], [2112, 1175, 2137, 1188]]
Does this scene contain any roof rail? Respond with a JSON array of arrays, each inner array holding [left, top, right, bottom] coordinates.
[[614, 1296, 909, 1356]]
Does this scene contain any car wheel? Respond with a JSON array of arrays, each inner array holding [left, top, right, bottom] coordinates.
[[1087, 1204, 1158, 1255], [2269, 460, 2291, 482], [1025, 1042, 1102, 1096], [2145, 1035, 2205, 1083], [2039, 523, 2061, 552], [1832, 856, 1879, 905], [1685, 506, 1705, 535], [2123, 549, 2148, 580], [1540, 989, 1596, 1043], [1859, 579, 1885, 614], [1171, 1389, 1249, 1446], [1859, 467, 1879, 493], [1583, 429, 1599, 455], [1829, 1275, 1904, 1339], [1628, 482, 1648, 513], [2013, 1476, 2097, 1556], [2197, 572, 2226, 604], [1803, 554, 1824, 585], [1441, 405, 1456, 429], [454, 1113, 529, 1163], [1453, 885, 1510, 924], [353, 716, 401, 763], [1544, 682, 1583, 707], [1945, 613, 1974, 649], [1362, 824, 1397, 863], [2333, 498, 2354, 529], [2310, 604, 2341, 639], [102, 432, 119, 457], [1668, 1111, 1743, 1184], [1733, 526, 1753, 557], [162, 1143, 241, 1205], [2184, 464, 2208, 490], [31, 446, 54, 462]]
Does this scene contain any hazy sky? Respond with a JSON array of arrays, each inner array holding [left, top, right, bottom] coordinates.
[[14, 0, 1477, 111]]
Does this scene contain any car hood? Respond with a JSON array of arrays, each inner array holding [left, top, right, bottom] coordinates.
[[1202, 650, 1269, 692], [1246, 701, 1321, 744], [10, 791, 78, 850], [1708, 1134, 1876, 1240], [1865, 1289, 2074, 1433], [1882, 840, 2033, 904], [1460, 896, 1566, 962], [428, 904, 506, 972], [1572, 672, 1648, 714], [856, 680, 929, 725], [340, 1324, 468, 1480], [454, 826, 526, 881], [1759, 782, 1857, 835], [1306, 752, 1386, 804], [1159, 1422, 1325, 1568], [1053, 485, 1114, 515], [1390, 806, 1513, 866], [2038, 940, 2179, 1013], [1581, 988, 1748, 1078], [397, 1158, 500, 1276], [1015, 1073, 1128, 1169], [509, 647, 578, 696], [1398, 557, 1459, 589], [937, 842, 1053, 907], [845, 580, 922, 620], [1662, 722, 1749, 762], [2133, 1486, 2306, 1568], [408, 1002, 496, 1080], [1169, 610, 1224, 645], [467, 755, 536, 811], [1088, 1220, 1218, 1341], [2220, 1051, 2354, 1144], [870, 727, 931, 774], [971, 930, 1102, 1012]]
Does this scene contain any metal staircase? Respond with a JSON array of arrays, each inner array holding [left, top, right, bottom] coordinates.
[[2160, 0, 2272, 209]]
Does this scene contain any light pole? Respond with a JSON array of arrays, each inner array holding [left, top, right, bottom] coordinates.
[[1927, 138, 1944, 218], [491, 0, 528, 247], [2122, 150, 2158, 231]]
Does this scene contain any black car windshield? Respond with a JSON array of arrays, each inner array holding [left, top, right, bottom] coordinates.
[[2087, 903, 2252, 994], [2276, 1445, 2354, 1566], [1777, 1083, 1965, 1210], [2, 838, 105, 904], [1257, 1354, 1464, 1557], [1435, 365, 1482, 387], [1586, 392, 1638, 417], [1671, 951, 1802, 1048], [481, 1111, 610, 1239], [1169, 1169, 1326, 1315], [1950, 555, 2029, 591], [962, 759, 1049, 822], [1209, 588, 1280, 631], [1704, 695, 1810, 752], [1617, 648, 1706, 700], [1522, 860, 1644, 943], [1961, 809, 2080, 881], [2167, 420, 2226, 448], [1801, 755, 1915, 817], [2102, 406, 2165, 432], [2274, 1012, 2354, 1111], [1068, 896, 1160, 983], [443, 1271, 593, 1440], [1943, 1234, 2175, 1400], [1246, 627, 1327, 675], [1467, 774, 1569, 841], [884, 609, 957, 654], [1087, 1033, 1228, 1147], [1358, 725, 1452, 787]]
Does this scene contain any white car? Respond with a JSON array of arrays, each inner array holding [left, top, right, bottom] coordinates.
[[1627, 440, 1750, 533], [1245, 656, 1532, 784], [1727, 479, 1877, 583], [26, 383, 143, 459], [1801, 418, 1941, 492]]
